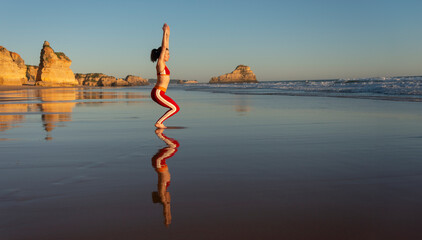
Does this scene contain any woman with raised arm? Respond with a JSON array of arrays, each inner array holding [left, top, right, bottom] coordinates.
[[150, 23, 180, 129]]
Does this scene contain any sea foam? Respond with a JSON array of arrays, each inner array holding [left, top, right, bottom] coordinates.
[[182, 76, 422, 102]]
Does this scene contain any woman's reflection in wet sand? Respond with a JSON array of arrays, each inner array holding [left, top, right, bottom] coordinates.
[[151, 128, 179, 227]]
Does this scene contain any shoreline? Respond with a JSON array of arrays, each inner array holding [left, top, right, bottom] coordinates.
[[0, 85, 135, 91]]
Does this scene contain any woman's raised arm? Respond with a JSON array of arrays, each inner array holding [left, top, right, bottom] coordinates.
[[158, 23, 170, 65]]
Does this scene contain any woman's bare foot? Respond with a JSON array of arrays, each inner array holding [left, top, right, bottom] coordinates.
[[155, 128, 164, 134], [155, 123, 167, 129]]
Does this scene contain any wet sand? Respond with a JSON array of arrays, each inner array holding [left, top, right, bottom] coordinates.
[[1, 87, 422, 239]]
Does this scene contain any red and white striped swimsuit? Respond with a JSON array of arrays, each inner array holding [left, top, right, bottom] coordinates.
[[151, 65, 180, 125]]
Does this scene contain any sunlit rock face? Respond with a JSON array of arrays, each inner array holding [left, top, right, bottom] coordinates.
[[75, 73, 114, 86], [209, 65, 257, 84], [35, 41, 78, 86], [0, 46, 27, 86], [125, 75, 149, 86], [26, 65, 39, 83], [177, 80, 198, 84], [97, 75, 118, 86], [75, 74, 149, 87], [114, 78, 130, 86]]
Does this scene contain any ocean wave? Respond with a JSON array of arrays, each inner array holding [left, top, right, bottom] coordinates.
[[182, 77, 422, 102]]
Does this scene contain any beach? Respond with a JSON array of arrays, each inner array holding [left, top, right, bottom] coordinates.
[[1, 86, 422, 239]]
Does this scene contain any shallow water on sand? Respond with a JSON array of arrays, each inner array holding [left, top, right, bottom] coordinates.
[[1, 87, 422, 239]]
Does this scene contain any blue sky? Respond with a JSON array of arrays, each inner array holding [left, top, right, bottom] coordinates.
[[1, 0, 421, 82]]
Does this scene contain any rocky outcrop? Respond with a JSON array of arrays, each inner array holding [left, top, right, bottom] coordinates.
[[35, 41, 78, 86], [75, 73, 110, 86], [125, 75, 149, 86], [76, 73, 149, 87], [209, 65, 257, 84], [0, 46, 27, 85], [113, 78, 130, 86], [26, 65, 38, 83], [96, 75, 117, 86], [177, 80, 198, 84]]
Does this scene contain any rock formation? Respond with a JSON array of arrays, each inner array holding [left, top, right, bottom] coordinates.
[[177, 80, 198, 84], [35, 41, 78, 86], [96, 75, 118, 86], [0, 46, 27, 85], [76, 73, 149, 87], [125, 75, 149, 86], [209, 65, 257, 84], [26, 65, 38, 83], [75, 73, 110, 86], [113, 78, 130, 86]]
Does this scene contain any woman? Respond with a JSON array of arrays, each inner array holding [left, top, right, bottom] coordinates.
[[150, 23, 180, 129]]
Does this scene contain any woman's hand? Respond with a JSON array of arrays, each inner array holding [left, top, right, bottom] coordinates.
[[162, 23, 170, 33]]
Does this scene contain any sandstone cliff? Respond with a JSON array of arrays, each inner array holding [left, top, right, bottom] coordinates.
[[35, 41, 78, 86], [76, 73, 149, 87], [0, 46, 27, 85], [97, 75, 118, 86], [113, 78, 130, 86], [26, 65, 38, 83], [75, 73, 111, 86], [209, 65, 257, 84], [125, 75, 149, 86]]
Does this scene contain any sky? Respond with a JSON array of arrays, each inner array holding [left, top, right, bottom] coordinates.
[[1, 0, 421, 82]]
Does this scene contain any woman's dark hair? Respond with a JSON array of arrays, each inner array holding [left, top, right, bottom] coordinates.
[[150, 47, 162, 62]]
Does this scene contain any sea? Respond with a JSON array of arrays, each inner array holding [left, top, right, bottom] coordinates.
[[175, 76, 422, 102]]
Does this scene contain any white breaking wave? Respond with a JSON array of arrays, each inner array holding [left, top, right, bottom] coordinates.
[[181, 76, 422, 102]]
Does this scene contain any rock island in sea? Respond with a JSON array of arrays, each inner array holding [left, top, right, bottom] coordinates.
[[210, 65, 257, 84]]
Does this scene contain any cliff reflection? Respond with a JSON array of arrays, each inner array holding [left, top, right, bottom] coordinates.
[[234, 95, 251, 115], [0, 88, 149, 140], [0, 91, 31, 134], [151, 129, 180, 227], [39, 89, 77, 140]]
